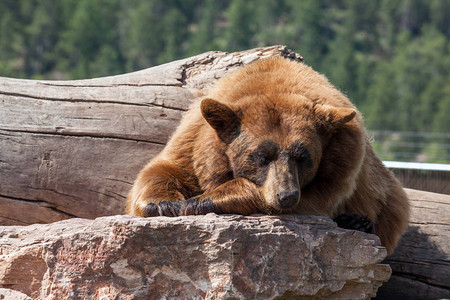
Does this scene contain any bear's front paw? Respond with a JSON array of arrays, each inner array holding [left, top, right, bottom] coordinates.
[[180, 197, 223, 216], [144, 201, 181, 217], [333, 213, 375, 234]]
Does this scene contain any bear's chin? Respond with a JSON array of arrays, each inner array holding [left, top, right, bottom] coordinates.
[[265, 200, 300, 214]]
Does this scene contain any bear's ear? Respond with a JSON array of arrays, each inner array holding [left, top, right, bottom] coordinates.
[[201, 98, 241, 143], [314, 104, 357, 132]]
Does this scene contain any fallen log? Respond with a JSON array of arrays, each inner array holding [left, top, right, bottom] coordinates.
[[376, 188, 450, 299]]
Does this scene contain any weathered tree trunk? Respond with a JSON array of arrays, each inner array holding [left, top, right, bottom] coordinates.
[[0, 45, 302, 225], [376, 188, 450, 299], [0, 46, 449, 299]]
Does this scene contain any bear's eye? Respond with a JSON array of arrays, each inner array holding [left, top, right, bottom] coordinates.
[[257, 154, 274, 166], [250, 140, 278, 167], [290, 141, 313, 168]]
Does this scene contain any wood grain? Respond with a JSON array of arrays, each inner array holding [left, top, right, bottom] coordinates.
[[376, 188, 450, 299]]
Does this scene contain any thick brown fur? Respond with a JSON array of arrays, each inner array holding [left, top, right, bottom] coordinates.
[[127, 57, 410, 254]]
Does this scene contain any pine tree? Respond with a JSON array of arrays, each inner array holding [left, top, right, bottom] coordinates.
[[157, 7, 188, 64], [187, 0, 220, 56], [56, 0, 122, 78], [224, 0, 255, 51], [0, 2, 21, 77], [285, 0, 332, 70]]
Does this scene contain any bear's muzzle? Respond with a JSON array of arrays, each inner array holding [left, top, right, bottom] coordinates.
[[277, 190, 300, 209]]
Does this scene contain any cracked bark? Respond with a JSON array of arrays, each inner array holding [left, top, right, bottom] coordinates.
[[1, 128, 168, 144], [0, 90, 189, 111], [0, 195, 75, 225], [375, 189, 450, 299]]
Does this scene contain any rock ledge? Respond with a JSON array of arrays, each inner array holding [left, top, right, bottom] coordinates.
[[0, 214, 390, 299]]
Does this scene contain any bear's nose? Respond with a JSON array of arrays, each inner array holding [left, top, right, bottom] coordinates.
[[277, 190, 300, 209]]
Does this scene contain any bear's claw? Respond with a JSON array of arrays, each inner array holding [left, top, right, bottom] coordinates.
[[143, 198, 222, 217], [333, 213, 375, 234], [181, 197, 223, 215], [144, 201, 181, 217]]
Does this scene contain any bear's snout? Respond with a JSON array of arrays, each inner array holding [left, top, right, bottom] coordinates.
[[277, 190, 300, 209]]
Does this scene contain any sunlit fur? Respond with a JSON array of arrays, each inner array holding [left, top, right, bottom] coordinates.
[[127, 57, 410, 254]]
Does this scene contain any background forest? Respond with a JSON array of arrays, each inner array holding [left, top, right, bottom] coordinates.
[[0, 0, 449, 163]]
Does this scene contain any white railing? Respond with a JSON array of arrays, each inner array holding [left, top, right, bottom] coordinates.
[[383, 161, 450, 172]]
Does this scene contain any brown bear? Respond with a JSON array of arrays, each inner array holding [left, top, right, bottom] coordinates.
[[126, 57, 410, 254]]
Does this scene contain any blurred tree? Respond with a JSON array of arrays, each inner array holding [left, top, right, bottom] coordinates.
[[0, 1, 21, 77], [321, 0, 359, 97], [284, 0, 333, 70], [393, 26, 449, 132], [187, 0, 220, 55], [57, 0, 123, 78], [224, 0, 255, 51], [429, 0, 450, 36], [433, 84, 450, 134], [156, 6, 188, 64], [378, 0, 401, 57], [362, 60, 397, 131], [122, 0, 165, 70], [251, 0, 288, 47]]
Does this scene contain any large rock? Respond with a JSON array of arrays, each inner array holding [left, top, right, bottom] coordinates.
[[0, 288, 32, 300], [0, 214, 390, 299]]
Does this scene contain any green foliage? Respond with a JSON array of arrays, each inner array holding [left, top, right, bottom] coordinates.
[[224, 0, 255, 51], [187, 0, 220, 55], [0, 0, 449, 162]]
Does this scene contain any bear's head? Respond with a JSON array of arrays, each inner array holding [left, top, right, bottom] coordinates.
[[201, 95, 356, 212]]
